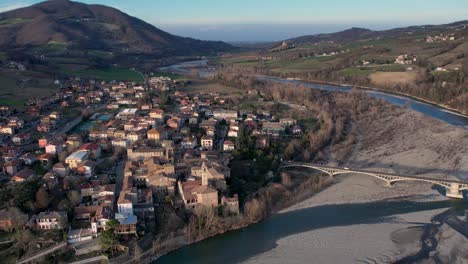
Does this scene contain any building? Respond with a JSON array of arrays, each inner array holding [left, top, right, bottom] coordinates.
[[45, 140, 64, 155], [213, 110, 237, 120], [112, 139, 130, 149], [223, 140, 235, 152], [67, 228, 94, 244], [149, 109, 164, 119], [78, 143, 102, 159], [178, 179, 218, 209], [78, 160, 96, 177], [262, 122, 285, 136], [116, 108, 138, 120], [221, 195, 240, 215], [11, 169, 36, 182], [127, 145, 170, 161], [147, 127, 166, 143], [52, 163, 70, 177], [67, 135, 83, 150], [201, 136, 213, 150], [35, 211, 67, 230], [65, 151, 89, 169]]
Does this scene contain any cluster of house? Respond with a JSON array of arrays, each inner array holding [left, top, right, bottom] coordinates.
[[426, 34, 456, 43], [0, 73, 307, 247], [395, 54, 417, 65]]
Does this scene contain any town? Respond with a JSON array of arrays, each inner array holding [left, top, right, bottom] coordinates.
[[0, 72, 307, 262]]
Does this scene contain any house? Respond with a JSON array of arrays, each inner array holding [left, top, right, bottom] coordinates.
[[35, 211, 67, 230], [114, 213, 137, 235], [221, 195, 240, 215], [80, 184, 94, 197], [292, 125, 303, 135], [52, 163, 70, 177], [127, 132, 141, 143], [65, 151, 89, 169], [0, 126, 15, 135], [66, 134, 83, 150], [227, 129, 238, 137], [78, 160, 96, 178], [11, 169, 36, 182], [223, 140, 235, 152], [213, 110, 237, 120], [262, 122, 284, 136], [20, 153, 37, 166], [43, 172, 59, 188], [46, 140, 64, 155], [38, 138, 48, 148], [112, 139, 130, 149], [126, 145, 166, 161], [68, 228, 94, 244], [91, 205, 112, 233], [3, 160, 22, 176], [181, 137, 197, 149], [74, 205, 99, 221], [78, 143, 102, 159], [37, 153, 55, 167], [279, 118, 296, 127], [201, 136, 213, 150], [89, 131, 108, 141], [149, 109, 164, 119], [147, 127, 165, 143], [12, 133, 31, 146]]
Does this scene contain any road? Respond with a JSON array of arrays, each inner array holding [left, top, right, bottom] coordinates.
[[17, 242, 67, 264], [113, 160, 125, 212]]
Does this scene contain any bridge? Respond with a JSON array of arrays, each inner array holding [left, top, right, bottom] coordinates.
[[280, 162, 468, 199]]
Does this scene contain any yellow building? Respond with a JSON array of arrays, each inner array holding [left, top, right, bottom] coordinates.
[[65, 151, 89, 169]]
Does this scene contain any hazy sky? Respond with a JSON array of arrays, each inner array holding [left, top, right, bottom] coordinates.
[[1, 0, 468, 41]]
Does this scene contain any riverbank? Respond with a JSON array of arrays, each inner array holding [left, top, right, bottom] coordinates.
[[146, 173, 333, 264], [257, 74, 468, 119], [242, 175, 451, 264]]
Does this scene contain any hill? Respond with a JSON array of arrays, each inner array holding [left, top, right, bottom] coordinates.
[[285, 21, 468, 45], [0, 0, 233, 56]]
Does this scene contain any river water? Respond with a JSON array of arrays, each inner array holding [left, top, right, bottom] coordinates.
[[154, 61, 468, 263]]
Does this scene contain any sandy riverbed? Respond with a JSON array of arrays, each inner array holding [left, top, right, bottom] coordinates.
[[242, 175, 449, 264]]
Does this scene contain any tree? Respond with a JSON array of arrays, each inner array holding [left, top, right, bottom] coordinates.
[[68, 190, 81, 207], [462, 58, 468, 76], [99, 230, 119, 257], [14, 179, 41, 212], [35, 188, 49, 210]]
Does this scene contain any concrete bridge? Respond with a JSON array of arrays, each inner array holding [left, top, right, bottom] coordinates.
[[280, 162, 468, 199]]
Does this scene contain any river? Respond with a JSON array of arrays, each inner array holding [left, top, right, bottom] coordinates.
[[154, 61, 468, 263], [161, 60, 468, 129]]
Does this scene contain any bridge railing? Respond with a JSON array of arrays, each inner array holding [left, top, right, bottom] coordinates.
[[280, 162, 468, 185]]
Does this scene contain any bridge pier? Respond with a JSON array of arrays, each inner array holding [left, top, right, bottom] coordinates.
[[446, 183, 464, 199], [386, 181, 393, 187]]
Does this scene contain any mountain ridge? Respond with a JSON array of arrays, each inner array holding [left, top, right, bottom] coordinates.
[[0, 0, 234, 56]]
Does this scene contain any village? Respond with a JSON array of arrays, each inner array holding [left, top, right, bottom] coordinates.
[[0, 72, 306, 262]]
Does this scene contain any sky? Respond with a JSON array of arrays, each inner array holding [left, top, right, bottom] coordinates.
[[1, 0, 468, 42]]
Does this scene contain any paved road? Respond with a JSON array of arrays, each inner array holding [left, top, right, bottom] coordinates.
[[113, 160, 125, 212], [17, 242, 67, 264]]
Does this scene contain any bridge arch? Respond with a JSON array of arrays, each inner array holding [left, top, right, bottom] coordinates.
[[280, 164, 335, 177], [331, 171, 392, 185], [279, 163, 467, 199]]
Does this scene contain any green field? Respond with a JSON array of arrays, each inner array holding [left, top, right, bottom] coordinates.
[[0, 18, 31, 25], [68, 68, 144, 82], [0, 70, 59, 109]]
